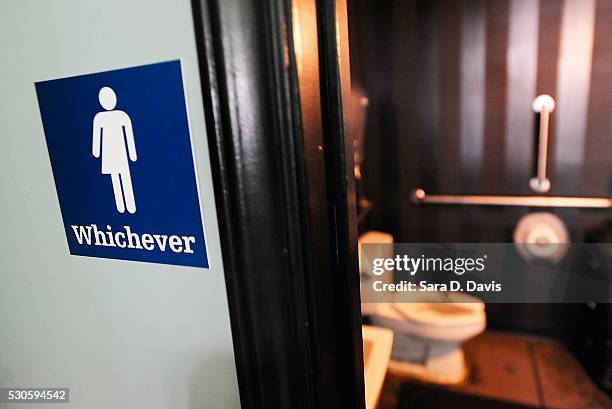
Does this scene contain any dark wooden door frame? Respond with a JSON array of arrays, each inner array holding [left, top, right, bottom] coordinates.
[[191, 0, 365, 408]]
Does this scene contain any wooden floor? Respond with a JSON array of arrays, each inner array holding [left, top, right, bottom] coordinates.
[[377, 331, 611, 409]]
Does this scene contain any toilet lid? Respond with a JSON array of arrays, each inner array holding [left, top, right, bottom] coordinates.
[[358, 231, 394, 244]]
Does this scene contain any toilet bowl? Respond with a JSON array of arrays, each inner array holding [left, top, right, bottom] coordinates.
[[358, 231, 486, 384], [368, 294, 485, 384]]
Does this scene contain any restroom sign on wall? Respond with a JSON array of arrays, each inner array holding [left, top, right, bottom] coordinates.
[[36, 60, 209, 268]]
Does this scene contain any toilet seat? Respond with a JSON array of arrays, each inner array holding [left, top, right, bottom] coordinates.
[[392, 292, 484, 327], [370, 296, 486, 343], [393, 302, 484, 327]]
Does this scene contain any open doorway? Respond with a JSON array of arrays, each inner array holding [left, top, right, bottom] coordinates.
[[345, 1, 612, 408]]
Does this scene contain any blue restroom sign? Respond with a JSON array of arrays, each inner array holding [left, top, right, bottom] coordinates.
[[35, 60, 209, 268]]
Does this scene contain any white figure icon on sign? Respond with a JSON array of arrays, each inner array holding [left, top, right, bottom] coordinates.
[[92, 86, 137, 214]]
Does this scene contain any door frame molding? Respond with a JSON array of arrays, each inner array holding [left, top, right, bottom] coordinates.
[[191, 0, 364, 408]]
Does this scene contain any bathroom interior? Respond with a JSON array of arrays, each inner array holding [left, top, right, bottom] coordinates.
[[347, 0, 612, 408]]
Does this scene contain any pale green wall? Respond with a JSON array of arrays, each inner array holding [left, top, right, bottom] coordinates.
[[0, 1, 240, 408]]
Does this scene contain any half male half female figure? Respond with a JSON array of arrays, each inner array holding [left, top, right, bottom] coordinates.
[[92, 86, 137, 214]]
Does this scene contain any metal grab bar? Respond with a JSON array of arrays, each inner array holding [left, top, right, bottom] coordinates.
[[530, 94, 555, 193], [410, 94, 612, 208], [411, 189, 612, 208]]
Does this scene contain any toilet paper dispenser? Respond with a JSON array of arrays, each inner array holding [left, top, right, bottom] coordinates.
[[412, 95, 612, 209]]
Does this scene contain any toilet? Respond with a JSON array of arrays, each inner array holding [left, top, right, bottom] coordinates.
[[359, 231, 486, 384]]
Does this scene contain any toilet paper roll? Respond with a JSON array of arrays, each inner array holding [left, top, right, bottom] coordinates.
[[513, 212, 569, 263]]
